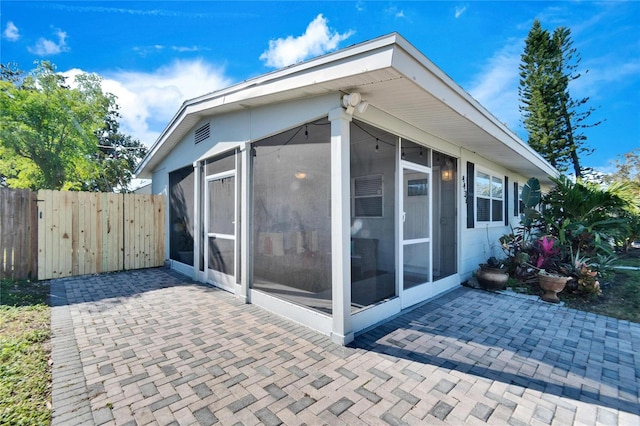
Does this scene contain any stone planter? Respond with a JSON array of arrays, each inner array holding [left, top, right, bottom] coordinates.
[[476, 264, 509, 291], [538, 272, 571, 303]]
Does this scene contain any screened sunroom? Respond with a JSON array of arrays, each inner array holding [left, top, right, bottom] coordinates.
[[137, 33, 556, 344]]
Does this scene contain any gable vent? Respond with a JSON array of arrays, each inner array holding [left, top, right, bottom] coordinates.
[[195, 123, 210, 144]]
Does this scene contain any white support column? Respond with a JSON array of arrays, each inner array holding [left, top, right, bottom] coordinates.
[[193, 161, 202, 281], [239, 143, 251, 304], [329, 107, 354, 345]]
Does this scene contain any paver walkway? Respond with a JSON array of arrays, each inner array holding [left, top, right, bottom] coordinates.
[[50, 268, 640, 425]]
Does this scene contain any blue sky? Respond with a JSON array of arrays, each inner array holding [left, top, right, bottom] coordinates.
[[2, 1, 639, 173]]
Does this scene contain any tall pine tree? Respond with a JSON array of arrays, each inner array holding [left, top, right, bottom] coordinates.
[[519, 19, 598, 178]]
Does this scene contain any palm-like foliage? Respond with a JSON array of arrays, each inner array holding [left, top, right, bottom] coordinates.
[[541, 176, 631, 255]]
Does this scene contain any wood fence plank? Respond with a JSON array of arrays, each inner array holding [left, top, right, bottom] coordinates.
[[3, 189, 12, 279], [61, 191, 73, 277], [125, 194, 134, 270], [143, 195, 151, 268], [37, 190, 45, 280], [1, 189, 9, 278], [77, 192, 86, 276], [155, 195, 165, 267], [10, 190, 20, 278], [70, 192, 79, 276], [45, 190, 55, 279], [107, 193, 121, 272], [52, 190, 62, 278], [29, 191, 38, 279], [135, 195, 143, 270]]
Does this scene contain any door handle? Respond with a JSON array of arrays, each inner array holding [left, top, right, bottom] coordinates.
[[402, 212, 406, 222]]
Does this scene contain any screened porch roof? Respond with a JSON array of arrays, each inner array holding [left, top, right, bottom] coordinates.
[[135, 33, 557, 184]]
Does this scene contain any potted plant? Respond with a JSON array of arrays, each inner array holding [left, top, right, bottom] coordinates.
[[531, 235, 571, 303], [537, 270, 571, 303], [476, 256, 509, 290]]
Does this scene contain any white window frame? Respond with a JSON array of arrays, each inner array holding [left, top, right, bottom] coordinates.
[[475, 168, 504, 226]]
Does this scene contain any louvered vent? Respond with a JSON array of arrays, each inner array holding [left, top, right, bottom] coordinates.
[[354, 175, 383, 217], [195, 123, 210, 144]]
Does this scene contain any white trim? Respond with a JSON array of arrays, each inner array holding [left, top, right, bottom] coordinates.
[[239, 143, 251, 303], [193, 162, 203, 281], [204, 169, 237, 292], [399, 159, 433, 309], [197, 142, 244, 163], [474, 166, 504, 227], [250, 289, 333, 336], [352, 298, 401, 333], [171, 259, 194, 278], [329, 107, 354, 345]]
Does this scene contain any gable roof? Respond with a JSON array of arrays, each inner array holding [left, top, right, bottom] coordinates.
[[135, 33, 557, 182]]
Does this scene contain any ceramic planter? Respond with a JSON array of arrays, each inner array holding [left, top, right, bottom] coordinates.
[[538, 272, 571, 303], [476, 265, 509, 291]]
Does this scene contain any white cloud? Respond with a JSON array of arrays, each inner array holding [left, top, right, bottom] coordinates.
[[385, 6, 407, 19], [28, 28, 69, 56], [570, 57, 640, 100], [3, 21, 20, 41], [467, 39, 524, 133], [61, 59, 232, 146], [455, 5, 468, 19], [260, 14, 354, 68], [133, 44, 206, 56]]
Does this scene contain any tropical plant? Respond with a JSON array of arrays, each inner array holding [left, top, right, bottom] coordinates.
[[499, 175, 632, 297], [499, 177, 543, 279], [541, 175, 631, 256]]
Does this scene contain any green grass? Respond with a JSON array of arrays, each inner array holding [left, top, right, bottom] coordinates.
[[557, 249, 640, 323], [0, 278, 51, 425], [562, 268, 640, 323]]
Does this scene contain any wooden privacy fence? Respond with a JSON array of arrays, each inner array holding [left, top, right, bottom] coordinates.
[[0, 188, 38, 280], [37, 191, 165, 280], [0, 187, 165, 280]]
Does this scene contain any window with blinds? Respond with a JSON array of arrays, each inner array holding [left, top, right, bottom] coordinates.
[[476, 170, 503, 224], [353, 174, 383, 217]]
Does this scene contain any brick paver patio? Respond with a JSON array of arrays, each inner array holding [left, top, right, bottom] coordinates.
[[50, 268, 640, 425]]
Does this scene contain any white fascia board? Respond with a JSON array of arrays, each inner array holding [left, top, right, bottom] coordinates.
[[391, 38, 558, 178]]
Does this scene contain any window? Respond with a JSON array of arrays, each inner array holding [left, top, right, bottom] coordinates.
[[353, 174, 383, 217], [476, 170, 503, 223]]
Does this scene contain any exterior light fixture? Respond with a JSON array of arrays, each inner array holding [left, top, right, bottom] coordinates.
[[441, 159, 454, 181], [294, 171, 307, 180], [342, 92, 367, 115]]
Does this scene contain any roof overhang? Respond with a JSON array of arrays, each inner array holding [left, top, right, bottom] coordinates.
[[135, 33, 558, 184]]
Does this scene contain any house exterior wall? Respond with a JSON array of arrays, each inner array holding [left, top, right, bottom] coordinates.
[[150, 94, 340, 262], [148, 91, 544, 342], [459, 149, 549, 282]]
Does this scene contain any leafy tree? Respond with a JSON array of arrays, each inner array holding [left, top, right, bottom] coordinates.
[[519, 20, 599, 178], [604, 149, 640, 249], [82, 112, 147, 192], [606, 149, 640, 186], [0, 61, 144, 191]]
